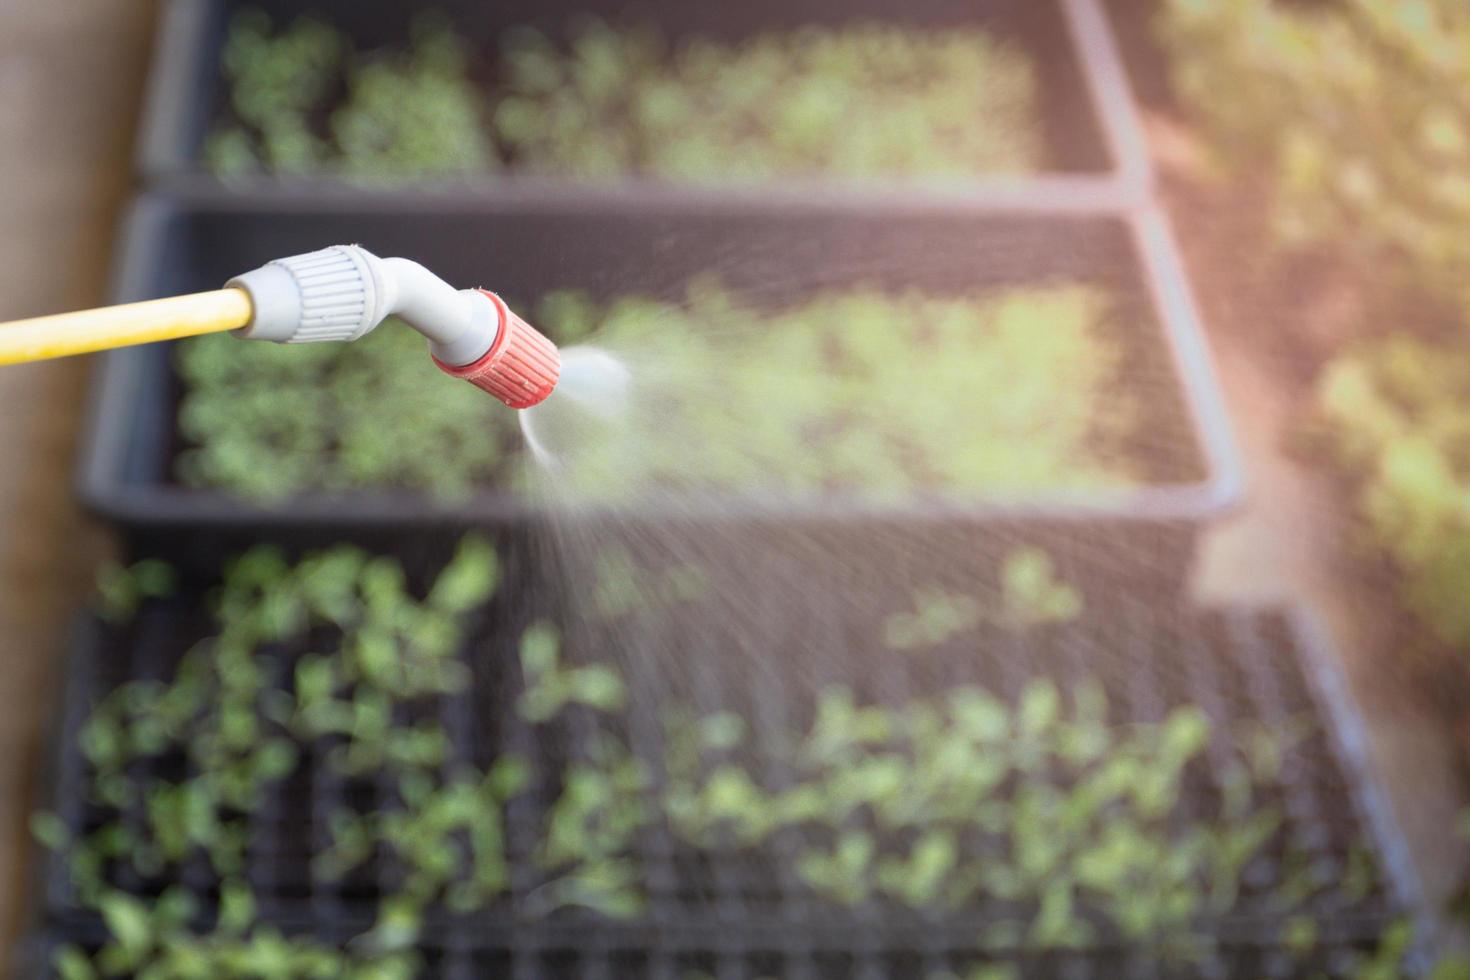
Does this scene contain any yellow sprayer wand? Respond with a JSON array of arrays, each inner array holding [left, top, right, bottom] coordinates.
[[0, 289, 253, 366], [0, 245, 564, 409]]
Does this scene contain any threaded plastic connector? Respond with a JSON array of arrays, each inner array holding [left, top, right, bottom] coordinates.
[[227, 245, 384, 344], [434, 291, 561, 409], [226, 246, 559, 409]]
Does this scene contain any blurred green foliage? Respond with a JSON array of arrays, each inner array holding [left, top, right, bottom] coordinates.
[[663, 679, 1358, 960], [1312, 335, 1470, 650], [204, 11, 344, 175], [206, 13, 492, 179], [883, 548, 1084, 650], [94, 559, 176, 624], [205, 11, 1042, 181], [331, 16, 494, 178], [495, 20, 1041, 179], [42, 538, 505, 977], [39, 542, 1419, 973], [552, 282, 1137, 503], [175, 319, 513, 500], [1160, 16, 1470, 957], [517, 621, 628, 722], [999, 546, 1084, 628], [175, 283, 1136, 502], [1160, 0, 1470, 308], [1160, 1, 1470, 678]]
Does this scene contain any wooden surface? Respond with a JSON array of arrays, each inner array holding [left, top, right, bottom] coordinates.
[[0, 1, 154, 969]]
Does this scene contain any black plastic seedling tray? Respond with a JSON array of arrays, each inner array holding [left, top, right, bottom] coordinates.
[[137, 0, 1151, 206], [21, 568, 1424, 977], [79, 190, 1241, 591]]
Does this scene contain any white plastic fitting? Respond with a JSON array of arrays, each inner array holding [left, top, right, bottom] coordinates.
[[226, 245, 563, 409], [226, 245, 498, 367]]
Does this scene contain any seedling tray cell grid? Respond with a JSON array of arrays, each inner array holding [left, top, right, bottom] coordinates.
[[24, 582, 1422, 978]]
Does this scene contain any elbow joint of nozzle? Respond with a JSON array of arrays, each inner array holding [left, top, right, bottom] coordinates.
[[226, 245, 560, 410]]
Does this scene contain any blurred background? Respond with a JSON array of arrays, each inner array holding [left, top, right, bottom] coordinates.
[[4, 1, 1470, 977], [0, 0, 153, 962]]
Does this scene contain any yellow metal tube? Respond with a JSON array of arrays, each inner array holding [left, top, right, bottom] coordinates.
[[0, 289, 254, 366]]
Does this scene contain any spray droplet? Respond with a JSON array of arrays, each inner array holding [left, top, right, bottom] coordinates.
[[520, 346, 632, 468]]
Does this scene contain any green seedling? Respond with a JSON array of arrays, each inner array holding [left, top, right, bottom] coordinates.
[[549, 283, 1137, 504], [884, 587, 982, 650], [875, 829, 959, 906], [204, 11, 342, 175], [666, 762, 779, 849], [209, 12, 1043, 181], [659, 675, 1348, 960], [43, 535, 1404, 970], [41, 539, 514, 975], [175, 322, 515, 500], [1161, 0, 1470, 735], [176, 281, 1138, 504], [796, 830, 878, 905], [1000, 547, 1083, 628], [331, 16, 493, 179], [376, 757, 529, 919], [1312, 335, 1470, 653], [517, 622, 627, 723], [71, 880, 421, 979], [95, 559, 177, 623], [207, 13, 487, 180], [496, 20, 1042, 180], [534, 734, 650, 919], [1429, 953, 1470, 980], [1161, 0, 1470, 312], [884, 549, 1083, 651]]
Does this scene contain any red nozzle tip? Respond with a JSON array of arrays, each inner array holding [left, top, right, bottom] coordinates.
[[435, 291, 561, 409]]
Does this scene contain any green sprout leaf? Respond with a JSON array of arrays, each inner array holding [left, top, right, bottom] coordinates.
[[1001, 548, 1083, 628], [30, 811, 69, 851], [99, 891, 153, 955], [53, 946, 97, 980], [96, 559, 177, 623]]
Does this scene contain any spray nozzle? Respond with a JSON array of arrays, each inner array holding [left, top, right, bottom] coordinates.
[[228, 245, 561, 410]]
